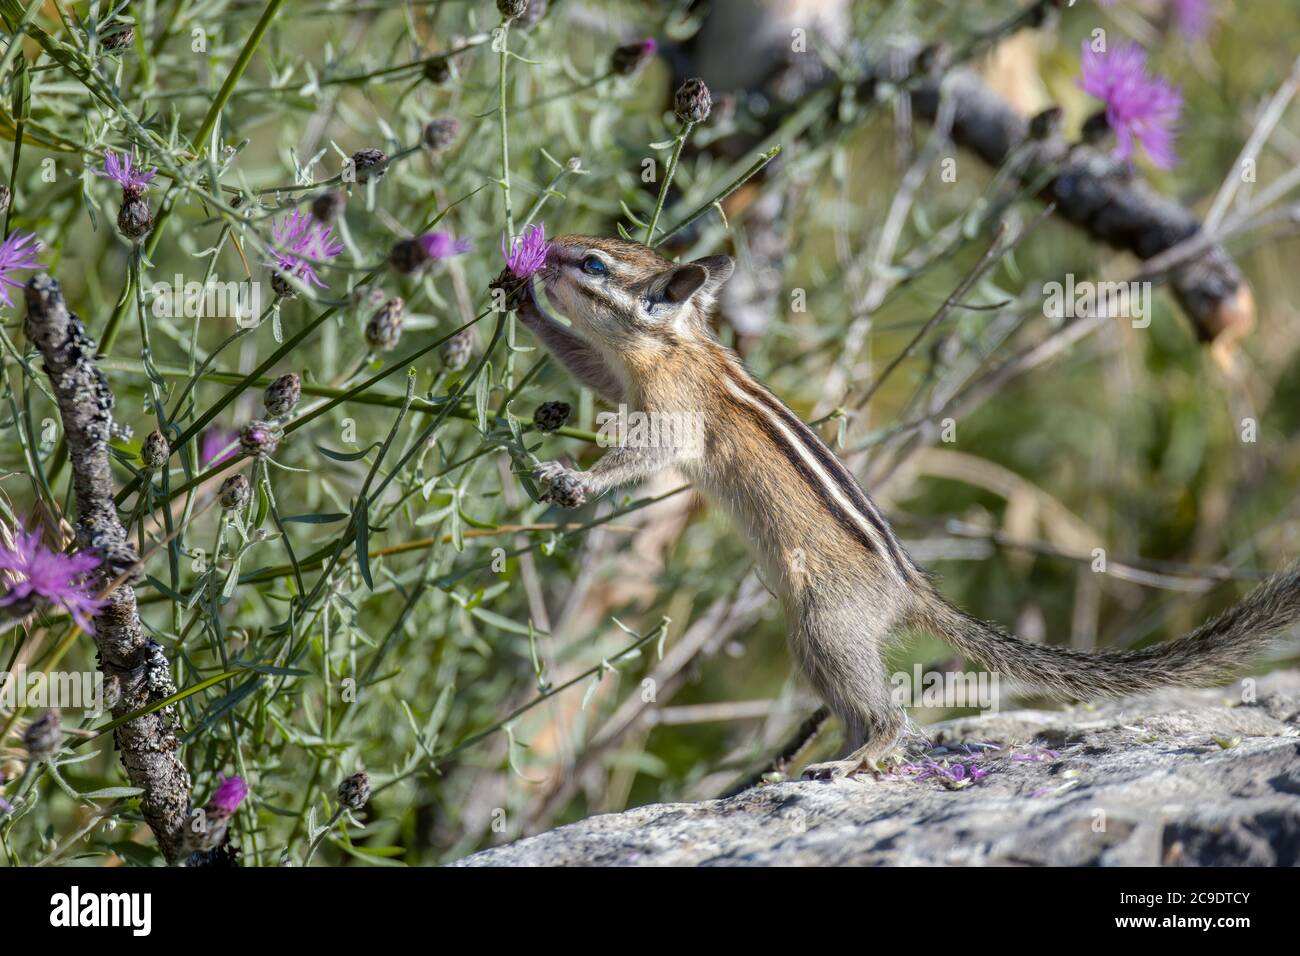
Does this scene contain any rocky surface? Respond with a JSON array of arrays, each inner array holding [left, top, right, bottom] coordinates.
[[454, 671, 1300, 866]]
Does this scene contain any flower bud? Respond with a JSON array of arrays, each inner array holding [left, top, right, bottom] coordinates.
[[23, 709, 61, 761], [263, 372, 302, 417], [240, 420, 279, 458], [388, 238, 428, 275], [0, 185, 10, 216], [440, 328, 474, 371], [674, 77, 712, 125], [337, 771, 371, 811], [311, 190, 346, 223], [142, 429, 169, 469], [270, 271, 298, 298], [423, 57, 452, 85], [219, 474, 251, 511], [611, 38, 657, 76], [533, 400, 571, 433], [365, 298, 405, 352], [497, 0, 528, 21], [117, 194, 153, 239], [422, 117, 461, 152], [350, 148, 389, 184], [101, 25, 135, 51]]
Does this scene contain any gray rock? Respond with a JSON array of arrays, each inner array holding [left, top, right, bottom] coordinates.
[[453, 671, 1300, 866]]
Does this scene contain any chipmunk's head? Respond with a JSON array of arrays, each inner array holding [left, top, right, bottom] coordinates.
[[533, 234, 734, 354]]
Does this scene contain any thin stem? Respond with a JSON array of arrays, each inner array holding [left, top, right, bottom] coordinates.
[[644, 122, 693, 244]]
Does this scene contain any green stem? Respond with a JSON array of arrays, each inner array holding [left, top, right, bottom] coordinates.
[[655, 146, 782, 246], [497, 19, 515, 236], [644, 122, 693, 244]]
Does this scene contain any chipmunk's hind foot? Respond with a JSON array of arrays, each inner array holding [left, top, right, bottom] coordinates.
[[801, 746, 907, 781]]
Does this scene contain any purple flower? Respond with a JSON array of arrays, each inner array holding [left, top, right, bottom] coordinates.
[[0, 523, 106, 634], [1098, 1, 1213, 41], [501, 222, 550, 279], [419, 231, 472, 260], [266, 209, 345, 290], [210, 775, 248, 814], [1169, 0, 1213, 40], [1078, 40, 1182, 169], [200, 428, 238, 467], [94, 150, 157, 195], [0, 231, 45, 308]]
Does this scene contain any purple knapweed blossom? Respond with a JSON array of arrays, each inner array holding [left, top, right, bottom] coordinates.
[[1169, 0, 1213, 39], [502, 222, 550, 278], [0, 231, 45, 308], [1078, 40, 1183, 169], [210, 775, 248, 813], [419, 231, 472, 260], [94, 150, 157, 195], [891, 751, 993, 787], [0, 524, 106, 634], [1097, 0, 1213, 41], [266, 209, 345, 290], [200, 428, 239, 467]]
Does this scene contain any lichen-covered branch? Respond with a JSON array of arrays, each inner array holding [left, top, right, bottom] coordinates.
[[23, 274, 192, 864]]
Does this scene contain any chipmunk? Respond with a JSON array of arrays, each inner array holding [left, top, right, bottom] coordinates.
[[516, 234, 1300, 779]]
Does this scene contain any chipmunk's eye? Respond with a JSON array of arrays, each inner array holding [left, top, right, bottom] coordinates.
[[580, 255, 607, 277]]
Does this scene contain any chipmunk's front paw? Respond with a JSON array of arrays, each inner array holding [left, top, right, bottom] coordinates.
[[534, 462, 588, 508]]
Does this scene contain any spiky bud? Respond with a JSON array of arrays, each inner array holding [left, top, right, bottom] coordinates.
[[311, 190, 346, 223], [219, 474, 251, 511], [141, 429, 169, 469], [101, 25, 135, 51], [440, 328, 474, 371], [263, 372, 302, 417], [423, 57, 452, 84], [388, 238, 428, 275], [270, 271, 298, 299], [240, 420, 279, 458], [422, 117, 461, 152], [533, 400, 571, 433], [23, 709, 62, 761], [350, 148, 389, 184], [365, 298, 405, 352], [337, 771, 371, 811], [117, 194, 153, 239], [496, 0, 528, 21], [611, 38, 657, 76], [674, 77, 712, 125]]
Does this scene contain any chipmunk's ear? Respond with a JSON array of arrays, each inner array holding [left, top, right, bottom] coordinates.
[[645, 257, 734, 312], [691, 255, 735, 295], [650, 263, 710, 306]]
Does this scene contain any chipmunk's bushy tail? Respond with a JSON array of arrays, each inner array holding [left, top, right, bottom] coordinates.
[[909, 566, 1300, 698]]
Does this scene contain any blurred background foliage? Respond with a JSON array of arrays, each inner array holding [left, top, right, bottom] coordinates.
[[1, 0, 1299, 865]]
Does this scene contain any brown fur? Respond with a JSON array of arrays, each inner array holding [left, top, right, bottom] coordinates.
[[520, 234, 1300, 776]]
